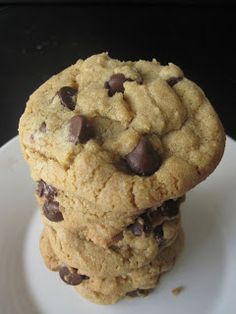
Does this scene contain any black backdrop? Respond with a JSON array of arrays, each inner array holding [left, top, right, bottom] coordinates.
[[0, 3, 236, 146]]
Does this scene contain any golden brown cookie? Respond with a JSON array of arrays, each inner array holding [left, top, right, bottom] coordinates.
[[36, 181, 184, 248], [42, 212, 181, 277], [19, 53, 224, 306], [19, 53, 225, 218], [40, 227, 184, 304]]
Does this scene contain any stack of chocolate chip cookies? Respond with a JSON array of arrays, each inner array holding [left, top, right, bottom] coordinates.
[[19, 53, 225, 304]]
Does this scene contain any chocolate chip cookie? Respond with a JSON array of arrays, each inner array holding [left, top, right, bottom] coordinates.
[[36, 179, 184, 247], [19, 52, 225, 305], [40, 227, 184, 304], [42, 212, 181, 277], [19, 53, 225, 215]]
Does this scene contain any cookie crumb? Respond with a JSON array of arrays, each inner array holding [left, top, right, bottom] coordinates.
[[172, 286, 184, 295]]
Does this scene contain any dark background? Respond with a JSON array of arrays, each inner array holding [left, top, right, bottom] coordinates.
[[0, 3, 236, 146]]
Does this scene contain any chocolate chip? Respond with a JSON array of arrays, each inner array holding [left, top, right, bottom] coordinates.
[[105, 73, 130, 96], [146, 211, 164, 229], [43, 200, 63, 222], [160, 199, 180, 217], [125, 136, 162, 176], [154, 225, 164, 243], [39, 122, 47, 133], [58, 86, 77, 110], [69, 115, 93, 144], [167, 77, 183, 87], [36, 180, 57, 200], [129, 218, 145, 236], [130, 212, 157, 235], [59, 266, 89, 286], [114, 158, 133, 175], [141, 214, 153, 233]]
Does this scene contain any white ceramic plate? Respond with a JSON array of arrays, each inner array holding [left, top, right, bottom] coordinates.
[[0, 136, 236, 314]]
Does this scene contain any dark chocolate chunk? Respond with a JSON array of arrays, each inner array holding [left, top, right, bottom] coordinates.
[[39, 122, 47, 133], [125, 136, 161, 176], [59, 266, 89, 286], [129, 218, 145, 236], [43, 200, 63, 222], [160, 199, 180, 217], [167, 77, 183, 87], [36, 180, 57, 200], [58, 86, 77, 110], [105, 73, 130, 96], [69, 115, 93, 144]]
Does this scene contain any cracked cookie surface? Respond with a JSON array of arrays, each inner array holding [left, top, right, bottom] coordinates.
[[42, 212, 181, 277], [40, 227, 184, 304], [36, 181, 184, 247], [19, 53, 225, 214]]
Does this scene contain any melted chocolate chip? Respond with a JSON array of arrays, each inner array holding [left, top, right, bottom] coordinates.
[[43, 200, 63, 222], [125, 136, 162, 176], [129, 218, 145, 236], [36, 180, 57, 200], [59, 266, 89, 286], [160, 199, 180, 217], [69, 115, 93, 144], [58, 86, 77, 110], [167, 77, 183, 87], [105, 73, 130, 96]]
